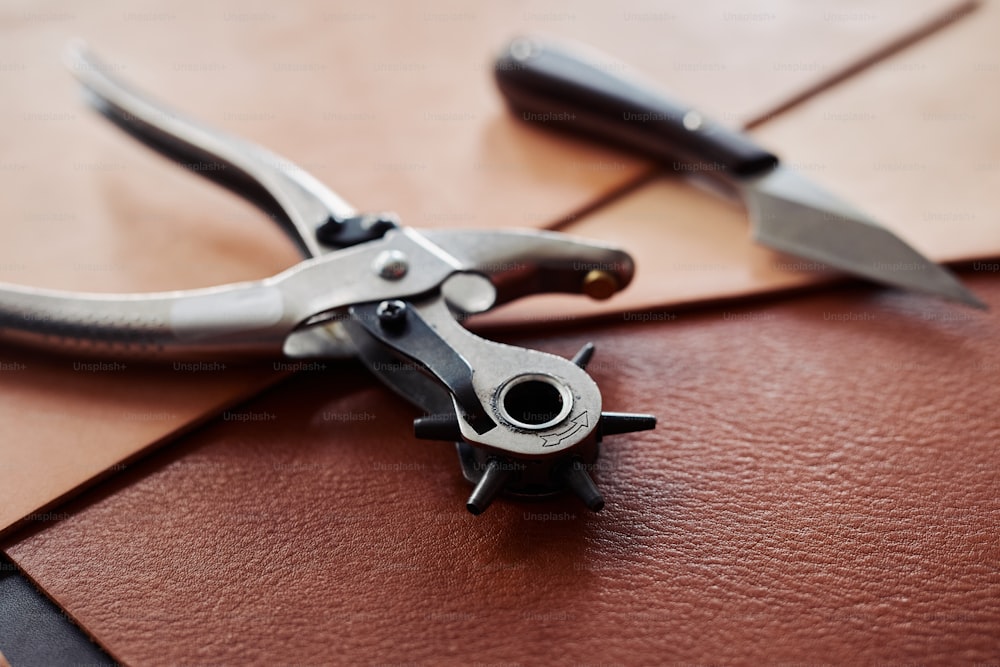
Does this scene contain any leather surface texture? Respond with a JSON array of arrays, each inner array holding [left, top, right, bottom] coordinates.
[[0, 0, 976, 534], [0, 352, 284, 538], [6, 273, 1000, 666]]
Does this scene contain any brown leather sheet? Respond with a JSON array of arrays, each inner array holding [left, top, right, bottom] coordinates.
[[6, 273, 999, 665], [0, 354, 283, 537], [0, 0, 974, 534]]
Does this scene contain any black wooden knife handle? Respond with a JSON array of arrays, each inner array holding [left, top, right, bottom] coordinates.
[[494, 37, 778, 177]]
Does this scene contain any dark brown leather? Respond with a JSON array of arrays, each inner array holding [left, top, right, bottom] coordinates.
[[6, 275, 1000, 665]]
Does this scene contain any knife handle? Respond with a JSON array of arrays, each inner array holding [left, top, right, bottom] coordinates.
[[494, 37, 778, 178]]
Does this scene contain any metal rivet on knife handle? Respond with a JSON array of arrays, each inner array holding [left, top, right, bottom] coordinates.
[[583, 269, 618, 300]]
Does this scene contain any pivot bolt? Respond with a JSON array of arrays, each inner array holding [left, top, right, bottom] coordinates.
[[376, 299, 408, 330], [373, 250, 408, 280]]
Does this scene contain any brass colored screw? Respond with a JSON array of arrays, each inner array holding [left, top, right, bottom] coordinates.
[[582, 269, 618, 300]]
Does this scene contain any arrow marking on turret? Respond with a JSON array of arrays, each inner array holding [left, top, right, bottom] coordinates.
[[541, 411, 589, 447]]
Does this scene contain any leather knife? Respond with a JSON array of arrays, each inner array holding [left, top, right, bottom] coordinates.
[[494, 36, 984, 309]]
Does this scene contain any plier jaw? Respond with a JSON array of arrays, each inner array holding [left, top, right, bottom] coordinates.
[[0, 44, 656, 515]]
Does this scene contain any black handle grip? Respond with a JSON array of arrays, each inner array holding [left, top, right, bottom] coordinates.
[[494, 37, 778, 178]]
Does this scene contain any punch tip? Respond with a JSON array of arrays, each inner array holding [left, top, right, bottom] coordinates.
[[465, 459, 512, 515], [570, 342, 596, 369], [562, 461, 605, 512]]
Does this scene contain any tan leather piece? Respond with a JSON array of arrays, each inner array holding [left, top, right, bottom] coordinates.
[[0, 352, 284, 538], [484, 0, 1000, 325], [0, 0, 972, 533], [750, 0, 1000, 263], [0, 0, 969, 291], [6, 275, 1000, 665]]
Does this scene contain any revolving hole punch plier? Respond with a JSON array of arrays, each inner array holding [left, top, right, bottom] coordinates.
[[0, 45, 656, 515]]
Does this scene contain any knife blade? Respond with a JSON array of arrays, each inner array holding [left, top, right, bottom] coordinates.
[[494, 37, 984, 308]]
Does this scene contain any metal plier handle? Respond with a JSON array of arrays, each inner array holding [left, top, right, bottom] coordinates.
[[0, 45, 655, 514]]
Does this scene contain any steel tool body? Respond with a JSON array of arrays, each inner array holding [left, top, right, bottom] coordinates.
[[0, 46, 655, 514]]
